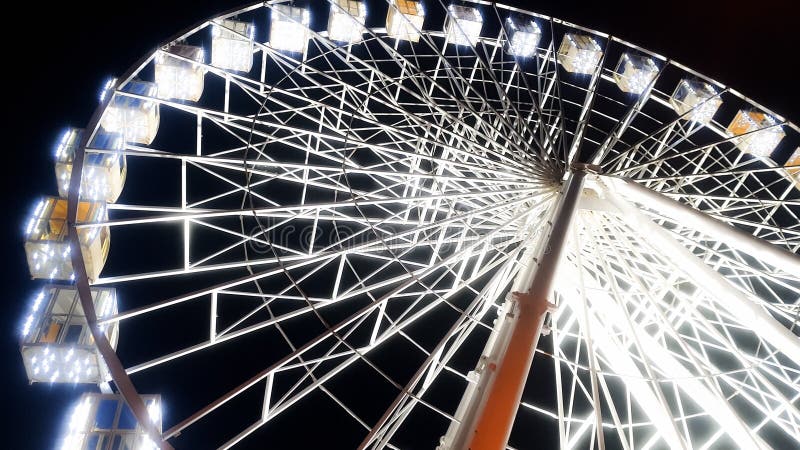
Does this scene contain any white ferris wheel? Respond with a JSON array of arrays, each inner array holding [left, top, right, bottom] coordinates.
[[18, 1, 800, 449]]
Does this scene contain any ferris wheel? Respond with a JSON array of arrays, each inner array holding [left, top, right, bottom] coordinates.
[[18, 0, 800, 449]]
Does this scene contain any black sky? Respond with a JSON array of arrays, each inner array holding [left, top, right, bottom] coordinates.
[[2, 1, 798, 448]]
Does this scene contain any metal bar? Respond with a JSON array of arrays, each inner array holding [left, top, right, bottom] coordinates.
[[607, 176, 800, 276], [602, 178, 800, 370]]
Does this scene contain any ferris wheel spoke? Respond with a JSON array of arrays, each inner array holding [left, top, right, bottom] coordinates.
[[93, 191, 542, 287], [358, 31, 546, 168], [603, 185, 800, 363], [164, 223, 522, 444], [238, 242, 522, 449], [110, 197, 537, 355], [297, 36, 543, 173], [584, 212, 800, 442], [145, 88, 534, 180], [568, 234, 743, 447]]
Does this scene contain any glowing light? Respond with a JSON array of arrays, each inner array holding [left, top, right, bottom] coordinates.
[[55, 128, 81, 160], [155, 45, 206, 102], [99, 78, 117, 102], [327, 0, 367, 44], [211, 19, 255, 72], [33, 291, 44, 311], [505, 17, 541, 58], [613, 53, 659, 94], [386, 0, 425, 42], [558, 33, 602, 74], [22, 315, 34, 336], [34, 199, 45, 216], [445, 4, 482, 46], [669, 79, 722, 124], [727, 110, 785, 158], [61, 397, 92, 450], [147, 401, 161, 424], [270, 5, 311, 54], [25, 218, 36, 236]]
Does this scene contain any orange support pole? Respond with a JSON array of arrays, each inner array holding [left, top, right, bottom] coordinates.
[[463, 170, 585, 450]]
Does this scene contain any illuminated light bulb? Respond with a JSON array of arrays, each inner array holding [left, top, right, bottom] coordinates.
[[444, 4, 482, 46], [270, 5, 311, 53], [327, 0, 367, 44], [50, 370, 59, 382], [558, 33, 603, 74], [34, 367, 40, 375], [386, 0, 425, 42], [613, 53, 659, 94], [505, 17, 541, 57], [726, 110, 785, 159]]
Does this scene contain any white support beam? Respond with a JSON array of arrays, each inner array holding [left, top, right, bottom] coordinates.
[[607, 176, 800, 277], [602, 178, 800, 371]]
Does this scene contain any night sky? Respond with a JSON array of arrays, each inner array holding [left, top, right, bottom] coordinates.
[[3, 1, 799, 449]]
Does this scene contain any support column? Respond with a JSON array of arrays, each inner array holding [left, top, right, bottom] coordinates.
[[446, 170, 586, 450]]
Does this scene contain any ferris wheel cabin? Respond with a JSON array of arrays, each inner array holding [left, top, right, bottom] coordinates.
[[55, 128, 127, 204], [155, 44, 206, 102], [386, 0, 425, 42], [328, 0, 367, 43], [669, 79, 723, 124], [270, 5, 311, 54], [444, 5, 482, 46], [19, 285, 118, 385], [99, 80, 160, 145], [727, 109, 786, 158], [211, 19, 256, 72], [613, 53, 659, 94], [24, 197, 110, 282], [504, 17, 542, 57], [61, 393, 162, 450], [557, 33, 603, 74]]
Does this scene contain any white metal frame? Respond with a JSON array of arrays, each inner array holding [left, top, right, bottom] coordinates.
[[32, 1, 800, 449]]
